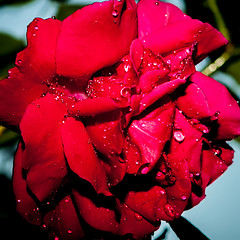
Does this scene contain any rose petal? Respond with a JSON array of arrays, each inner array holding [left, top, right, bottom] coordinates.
[[142, 19, 228, 63], [173, 109, 203, 174], [163, 141, 191, 219], [61, 117, 109, 193], [43, 195, 84, 240], [139, 78, 186, 113], [190, 72, 240, 139], [56, 0, 137, 77], [72, 189, 120, 234], [119, 203, 158, 238], [127, 103, 174, 173], [20, 94, 68, 202], [174, 78, 211, 120], [124, 186, 167, 222], [13, 142, 42, 225], [0, 67, 48, 129], [137, 0, 191, 38], [70, 97, 128, 117], [16, 17, 61, 81], [85, 110, 126, 185]]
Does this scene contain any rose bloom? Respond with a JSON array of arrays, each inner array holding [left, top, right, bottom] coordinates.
[[0, 0, 240, 239]]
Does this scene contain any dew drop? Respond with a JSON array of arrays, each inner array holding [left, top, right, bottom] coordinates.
[[120, 87, 131, 98], [42, 223, 47, 229], [34, 26, 39, 31], [155, 1, 159, 5], [213, 147, 222, 156], [16, 59, 22, 66], [112, 9, 118, 18], [141, 166, 149, 174], [134, 213, 143, 221], [67, 229, 72, 234], [173, 129, 185, 143], [181, 195, 187, 201], [164, 204, 175, 218]]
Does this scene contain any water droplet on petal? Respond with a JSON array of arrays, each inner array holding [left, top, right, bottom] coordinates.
[[112, 9, 118, 18], [120, 87, 131, 98], [141, 166, 149, 174], [134, 213, 143, 221], [164, 204, 175, 218], [34, 26, 39, 31], [173, 129, 185, 143], [67, 229, 72, 234], [213, 147, 222, 156], [42, 223, 47, 229], [16, 59, 22, 66], [181, 195, 187, 201]]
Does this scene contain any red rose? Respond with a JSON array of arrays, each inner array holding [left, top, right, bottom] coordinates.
[[0, 0, 239, 239]]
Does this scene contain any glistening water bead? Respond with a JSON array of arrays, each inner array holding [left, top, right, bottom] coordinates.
[[173, 130, 185, 143]]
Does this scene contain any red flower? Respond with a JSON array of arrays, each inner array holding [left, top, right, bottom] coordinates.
[[0, 0, 239, 239]]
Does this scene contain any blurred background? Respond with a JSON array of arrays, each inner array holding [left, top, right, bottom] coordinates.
[[0, 0, 239, 239]]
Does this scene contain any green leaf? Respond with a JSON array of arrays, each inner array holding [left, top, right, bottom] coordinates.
[[56, 4, 85, 21]]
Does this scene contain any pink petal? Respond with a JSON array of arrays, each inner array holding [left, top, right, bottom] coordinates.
[[190, 72, 240, 139], [0, 67, 48, 129], [16, 17, 61, 81], [137, 0, 191, 38], [13, 142, 42, 225], [56, 0, 137, 77], [61, 117, 109, 193], [20, 94, 68, 202]]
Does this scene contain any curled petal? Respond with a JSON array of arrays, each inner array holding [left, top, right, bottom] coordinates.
[[127, 103, 174, 173], [17, 17, 61, 81], [173, 109, 203, 174], [43, 195, 84, 240], [0, 67, 48, 129], [141, 19, 228, 63], [56, 0, 137, 77], [119, 203, 158, 238], [72, 189, 120, 234], [139, 79, 186, 113], [13, 142, 42, 225], [85, 110, 126, 185], [70, 97, 129, 117], [190, 72, 240, 140], [20, 94, 68, 202], [137, 0, 191, 38], [61, 117, 109, 194]]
